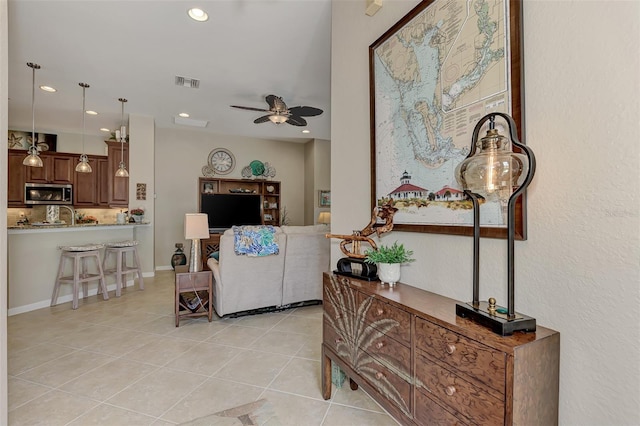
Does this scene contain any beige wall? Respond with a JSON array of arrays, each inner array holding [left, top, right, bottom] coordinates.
[[0, 0, 8, 420], [154, 127, 306, 269], [304, 138, 331, 225], [331, 0, 640, 424]]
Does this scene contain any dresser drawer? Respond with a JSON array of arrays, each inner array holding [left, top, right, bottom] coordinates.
[[364, 330, 411, 380], [359, 355, 412, 416], [415, 317, 506, 393], [323, 319, 355, 358], [415, 352, 504, 425], [415, 388, 470, 426], [361, 295, 411, 345]]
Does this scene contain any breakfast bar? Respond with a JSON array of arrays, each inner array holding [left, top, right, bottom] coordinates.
[[7, 223, 150, 315]]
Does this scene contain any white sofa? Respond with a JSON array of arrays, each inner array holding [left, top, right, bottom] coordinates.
[[207, 225, 330, 317]]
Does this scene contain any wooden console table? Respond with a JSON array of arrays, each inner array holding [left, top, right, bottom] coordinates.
[[321, 273, 560, 425]]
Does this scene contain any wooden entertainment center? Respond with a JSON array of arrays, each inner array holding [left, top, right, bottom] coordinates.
[[197, 177, 281, 270], [322, 273, 560, 425]]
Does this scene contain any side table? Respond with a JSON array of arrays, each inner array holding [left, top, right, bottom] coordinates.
[[175, 266, 213, 326]]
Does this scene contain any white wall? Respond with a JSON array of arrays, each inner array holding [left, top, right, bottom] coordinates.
[[304, 138, 331, 225], [0, 0, 8, 420], [331, 0, 640, 424], [154, 127, 306, 268]]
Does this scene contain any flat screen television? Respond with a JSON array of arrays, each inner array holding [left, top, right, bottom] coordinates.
[[200, 193, 262, 232]]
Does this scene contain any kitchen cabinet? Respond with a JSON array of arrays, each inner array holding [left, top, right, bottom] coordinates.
[[26, 152, 74, 184], [105, 141, 129, 207], [73, 155, 109, 207], [8, 150, 27, 206]]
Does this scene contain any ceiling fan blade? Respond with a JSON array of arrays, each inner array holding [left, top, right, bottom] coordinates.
[[286, 115, 307, 126], [288, 106, 323, 117], [254, 115, 273, 124], [231, 105, 270, 112]]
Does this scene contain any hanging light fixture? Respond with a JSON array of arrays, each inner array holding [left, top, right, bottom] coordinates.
[[75, 83, 92, 173], [115, 98, 129, 178], [23, 62, 43, 167]]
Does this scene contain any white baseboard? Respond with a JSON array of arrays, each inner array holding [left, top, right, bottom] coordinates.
[[156, 265, 174, 271], [8, 280, 136, 316]]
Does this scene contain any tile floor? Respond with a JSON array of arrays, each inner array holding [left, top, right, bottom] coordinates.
[[8, 270, 398, 425]]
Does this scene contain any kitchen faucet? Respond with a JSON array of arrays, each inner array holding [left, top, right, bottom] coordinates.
[[59, 205, 76, 225]]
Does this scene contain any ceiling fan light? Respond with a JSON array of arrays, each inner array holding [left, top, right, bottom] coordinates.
[[268, 114, 288, 124]]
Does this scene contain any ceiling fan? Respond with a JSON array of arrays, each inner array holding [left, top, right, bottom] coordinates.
[[231, 94, 323, 126]]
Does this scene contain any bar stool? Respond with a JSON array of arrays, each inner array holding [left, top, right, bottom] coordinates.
[[52, 244, 108, 310], [102, 240, 144, 297]]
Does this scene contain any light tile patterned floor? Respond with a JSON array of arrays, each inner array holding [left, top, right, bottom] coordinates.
[[8, 270, 399, 425]]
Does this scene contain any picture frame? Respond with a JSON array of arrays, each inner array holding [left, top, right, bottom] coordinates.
[[8, 130, 57, 152], [369, 0, 525, 239], [318, 190, 331, 207]]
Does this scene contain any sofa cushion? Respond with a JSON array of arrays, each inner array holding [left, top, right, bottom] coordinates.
[[281, 225, 326, 234]]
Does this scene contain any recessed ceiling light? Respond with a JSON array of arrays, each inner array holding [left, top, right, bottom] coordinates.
[[302, 129, 310, 134], [188, 8, 209, 22], [179, 112, 190, 118], [86, 110, 98, 115], [100, 128, 110, 132], [39, 85, 56, 92]]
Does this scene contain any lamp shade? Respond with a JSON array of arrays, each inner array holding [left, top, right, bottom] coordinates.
[[318, 212, 331, 224], [184, 213, 209, 239]]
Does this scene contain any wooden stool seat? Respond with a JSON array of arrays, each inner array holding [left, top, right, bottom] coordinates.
[[52, 244, 108, 310], [102, 241, 144, 297]]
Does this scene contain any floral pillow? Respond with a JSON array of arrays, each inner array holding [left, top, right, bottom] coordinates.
[[233, 225, 279, 257]]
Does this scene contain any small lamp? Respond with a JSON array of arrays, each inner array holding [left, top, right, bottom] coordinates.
[[318, 211, 331, 226], [115, 98, 129, 178], [454, 112, 536, 335], [184, 213, 209, 272]]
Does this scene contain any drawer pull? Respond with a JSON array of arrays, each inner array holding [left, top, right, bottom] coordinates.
[[445, 386, 456, 396], [335, 313, 342, 320], [375, 371, 385, 380], [335, 338, 342, 344], [446, 344, 456, 354], [376, 308, 384, 316], [376, 341, 384, 349]]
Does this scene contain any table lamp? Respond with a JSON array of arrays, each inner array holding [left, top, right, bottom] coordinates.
[[454, 113, 537, 335], [318, 212, 331, 226], [184, 213, 209, 272]]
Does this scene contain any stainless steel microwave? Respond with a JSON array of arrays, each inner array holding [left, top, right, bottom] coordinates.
[[24, 183, 73, 205]]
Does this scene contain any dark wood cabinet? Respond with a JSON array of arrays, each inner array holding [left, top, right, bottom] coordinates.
[[73, 155, 110, 207], [106, 141, 129, 207], [8, 150, 27, 206], [322, 273, 560, 426], [26, 152, 74, 184]]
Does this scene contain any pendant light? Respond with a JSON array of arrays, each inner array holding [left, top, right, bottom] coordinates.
[[75, 83, 92, 173], [115, 98, 129, 178], [23, 62, 43, 167]]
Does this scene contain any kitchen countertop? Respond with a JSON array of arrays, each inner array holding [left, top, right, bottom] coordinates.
[[7, 221, 151, 233]]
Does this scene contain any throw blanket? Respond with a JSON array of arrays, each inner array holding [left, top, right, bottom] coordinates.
[[233, 225, 279, 257]]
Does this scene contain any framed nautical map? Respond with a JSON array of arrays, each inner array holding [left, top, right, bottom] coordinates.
[[369, 0, 525, 239]]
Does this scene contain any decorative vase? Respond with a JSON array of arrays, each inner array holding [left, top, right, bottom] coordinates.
[[377, 263, 401, 286], [171, 243, 187, 270], [132, 214, 143, 223]]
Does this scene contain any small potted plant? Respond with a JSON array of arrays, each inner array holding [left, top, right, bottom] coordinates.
[[130, 207, 145, 223], [364, 241, 415, 286]]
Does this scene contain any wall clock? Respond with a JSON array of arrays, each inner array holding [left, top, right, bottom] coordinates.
[[208, 148, 236, 175]]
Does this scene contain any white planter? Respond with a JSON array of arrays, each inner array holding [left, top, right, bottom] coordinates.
[[378, 263, 401, 286]]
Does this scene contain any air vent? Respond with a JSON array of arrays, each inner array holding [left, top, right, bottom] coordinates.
[[175, 76, 200, 89]]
